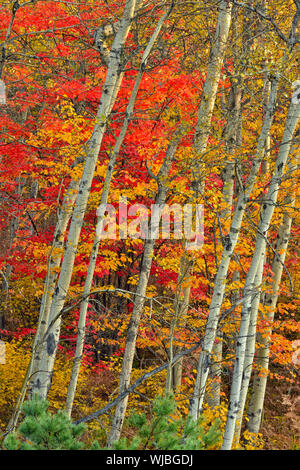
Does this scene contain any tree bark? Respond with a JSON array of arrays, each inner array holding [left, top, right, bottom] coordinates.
[[221, 88, 300, 450], [30, 0, 138, 400], [189, 77, 278, 420], [232, 250, 265, 444], [65, 5, 174, 417], [170, 0, 233, 405], [165, 250, 193, 394], [246, 149, 298, 434], [106, 136, 180, 447]]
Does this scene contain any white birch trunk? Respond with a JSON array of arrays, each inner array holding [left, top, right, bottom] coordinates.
[[221, 89, 300, 450], [207, 65, 243, 409], [246, 153, 298, 434], [232, 85, 274, 441], [232, 250, 265, 444], [168, 0, 232, 407], [65, 7, 173, 417], [206, 335, 223, 408], [30, 176, 80, 376], [107, 137, 180, 447], [193, 0, 233, 178], [232, 79, 272, 443], [165, 251, 193, 394], [30, 0, 138, 399], [189, 77, 279, 420]]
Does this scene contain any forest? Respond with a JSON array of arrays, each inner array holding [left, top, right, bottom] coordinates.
[[0, 0, 299, 452]]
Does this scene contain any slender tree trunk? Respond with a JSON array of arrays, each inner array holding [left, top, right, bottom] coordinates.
[[165, 251, 193, 394], [193, 0, 233, 184], [232, 250, 265, 444], [169, 0, 233, 404], [207, 41, 244, 408], [206, 334, 223, 408], [30, 0, 138, 399], [221, 90, 300, 450], [246, 149, 298, 434], [232, 81, 273, 441], [30, 174, 81, 382], [107, 136, 180, 447], [65, 6, 174, 417], [189, 77, 278, 420]]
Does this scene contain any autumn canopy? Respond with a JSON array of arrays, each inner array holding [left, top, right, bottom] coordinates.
[[0, 0, 299, 451]]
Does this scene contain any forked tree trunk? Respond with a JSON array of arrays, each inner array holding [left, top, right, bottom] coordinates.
[[221, 89, 300, 450], [30, 0, 138, 400], [65, 6, 174, 416]]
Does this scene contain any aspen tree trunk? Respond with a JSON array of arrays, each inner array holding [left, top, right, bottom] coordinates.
[[30, 175, 81, 381], [193, 0, 233, 182], [29, 70, 126, 389], [207, 44, 244, 408], [228, 1, 273, 436], [65, 6, 173, 416], [261, 78, 272, 174], [232, 251, 265, 444], [220, 4, 243, 211], [221, 90, 300, 450], [247, 151, 299, 434], [7, 172, 69, 427], [9, 78, 126, 434], [107, 137, 180, 447], [189, 77, 278, 420], [11, 152, 106, 428], [169, 0, 232, 398], [232, 87, 273, 441], [206, 335, 223, 408], [165, 251, 193, 393], [30, 0, 138, 399], [205, 85, 240, 407], [246, 218, 292, 434]]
